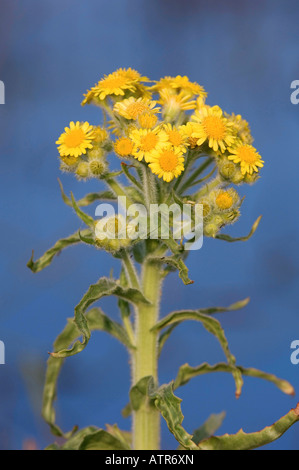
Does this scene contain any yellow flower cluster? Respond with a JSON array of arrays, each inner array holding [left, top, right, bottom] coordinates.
[[55, 68, 264, 185]]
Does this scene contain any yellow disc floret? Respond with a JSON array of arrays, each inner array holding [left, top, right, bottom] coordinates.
[[114, 137, 135, 157]]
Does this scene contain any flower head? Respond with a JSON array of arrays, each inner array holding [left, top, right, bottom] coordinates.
[[129, 127, 168, 162], [191, 106, 235, 153], [56, 121, 95, 164], [114, 137, 135, 157], [228, 143, 264, 175], [114, 97, 159, 120], [148, 146, 185, 182], [163, 123, 189, 153]]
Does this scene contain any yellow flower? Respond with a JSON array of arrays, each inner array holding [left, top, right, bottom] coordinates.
[[191, 106, 235, 153], [114, 97, 159, 120], [115, 67, 149, 83], [137, 111, 158, 129], [179, 122, 202, 148], [159, 89, 196, 112], [56, 122, 94, 163], [130, 127, 168, 162], [228, 143, 264, 175], [163, 123, 188, 153], [114, 137, 135, 157], [148, 146, 185, 182], [214, 188, 239, 211], [82, 70, 137, 104], [169, 75, 207, 98], [151, 75, 207, 99]]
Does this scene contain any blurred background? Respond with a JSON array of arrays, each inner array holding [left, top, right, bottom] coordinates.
[[0, 0, 299, 450]]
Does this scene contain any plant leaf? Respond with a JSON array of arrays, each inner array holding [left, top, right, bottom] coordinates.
[[51, 278, 150, 358], [70, 192, 95, 227], [149, 255, 194, 285], [173, 362, 295, 396], [27, 230, 92, 273], [151, 383, 199, 450], [216, 215, 262, 242], [130, 376, 155, 411], [78, 429, 130, 450], [106, 424, 132, 449], [198, 404, 299, 450], [192, 412, 226, 444], [58, 178, 116, 206], [152, 312, 243, 397], [43, 308, 134, 437]]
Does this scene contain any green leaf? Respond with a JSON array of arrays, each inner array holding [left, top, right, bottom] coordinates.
[[27, 230, 91, 273], [198, 404, 299, 450], [58, 178, 116, 206], [118, 268, 131, 320], [173, 362, 295, 396], [152, 311, 243, 397], [51, 278, 150, 358], [149, 255, 194, 285], [157, 298, 250, 356], [130, 376, 155, 411], [60, 426, 98, 450], [192, 412, 226, 444], [78, 429, 130, 450], [216, 215, 262, 242], [71, 192, 95, 228], [151, 383, 199, 450], [43, 308, 134, 436], [197, 297, 250, 315], [106, 424, 132, 449]]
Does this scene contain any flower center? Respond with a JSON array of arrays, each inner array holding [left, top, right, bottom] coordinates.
[[216, 192, 233, 210], [237, 145, 258, 163], [138, 112, 157, 129], [167, 130, 182, 146], [140, 133, 158, 151], [203, 116, 226, 140], [116, 138, 133, 155], [64, 129, 85, 148], [126, 102, 148, 119], [159, 150, 178, 172]]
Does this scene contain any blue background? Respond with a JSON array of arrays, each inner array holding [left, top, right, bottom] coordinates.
[[0, 0, 298, 450]]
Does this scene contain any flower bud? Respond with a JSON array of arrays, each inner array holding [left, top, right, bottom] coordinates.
[[76, 161, 90, 179]]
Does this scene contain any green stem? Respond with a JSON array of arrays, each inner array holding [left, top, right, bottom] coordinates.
[[179, 157, 213, 194], [133, 259, 162, 450]]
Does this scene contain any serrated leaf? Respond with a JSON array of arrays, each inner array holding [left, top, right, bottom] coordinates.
[[43, 308, 134, 437], [152, 311, 243, 397], [51, 278, 150, 358], [71, 192, 95, 228], [27, 230, 91, 273], [192, 412, 226, 444], [149, 255, 194, 285], [198, 404, 299, 450], [151, 383, 199, 450], [61, 426, 98, 450], [58, 178, 116, 206], [173, 362, 294, 396], [216, 215, 262, 242]]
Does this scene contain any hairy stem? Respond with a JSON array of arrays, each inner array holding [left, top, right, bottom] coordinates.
[[133, 259, 162, 450]]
